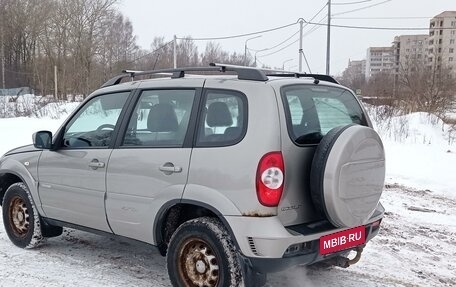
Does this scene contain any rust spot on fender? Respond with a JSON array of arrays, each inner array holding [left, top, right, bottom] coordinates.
[[242, 211, 275, 217]]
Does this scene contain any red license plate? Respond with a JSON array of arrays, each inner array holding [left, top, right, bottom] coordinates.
[[319, 226, 366, 255]]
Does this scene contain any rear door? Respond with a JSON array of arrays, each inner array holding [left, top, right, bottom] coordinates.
[[277, 84, 369, 226], [105, 79, 203, 243]]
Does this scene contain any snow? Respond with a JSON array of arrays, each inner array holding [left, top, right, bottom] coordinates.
[[384, 143, 455, 199], [370, 110, 456, 200], [1, 101, 456, 286], [0, 99, 80, 154], [0, 117, 62, 152]]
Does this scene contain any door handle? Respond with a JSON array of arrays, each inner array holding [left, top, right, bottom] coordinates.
[[88, 159, 105, 170], [159, 162, 182, 175]]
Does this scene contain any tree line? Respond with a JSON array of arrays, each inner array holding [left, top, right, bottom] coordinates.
[[0, 0, 253, 99], [340, 58, 456, 117]]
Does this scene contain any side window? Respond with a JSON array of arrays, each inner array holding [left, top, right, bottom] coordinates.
[[122, 90, 195, 147], [63, 92, 130, 148], [196, 90, 247, 147]]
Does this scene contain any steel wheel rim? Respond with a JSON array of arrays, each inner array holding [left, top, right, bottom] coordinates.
[[8, 195, 30, 238], [178, 237, 220, 287]]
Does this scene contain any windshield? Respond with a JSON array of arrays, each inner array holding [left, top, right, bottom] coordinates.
[[282, 85, 367, 145]]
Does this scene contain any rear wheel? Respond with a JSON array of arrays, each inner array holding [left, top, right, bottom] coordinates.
[[167, 217, 243, 287], [2, 182, 44, 248]]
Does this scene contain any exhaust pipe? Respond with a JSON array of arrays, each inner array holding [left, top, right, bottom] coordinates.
[[328, 247, 364, 268]]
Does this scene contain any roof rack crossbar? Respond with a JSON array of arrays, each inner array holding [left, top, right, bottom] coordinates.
[[101, 63, 268, 88], [209, 63, 268, 81], [266, 73, 339, 84]]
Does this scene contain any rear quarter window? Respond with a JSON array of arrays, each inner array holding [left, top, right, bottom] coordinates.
[[196, 89, 247, 147], [282, 85, 367, 145]]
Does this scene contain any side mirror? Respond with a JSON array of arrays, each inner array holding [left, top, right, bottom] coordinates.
[[33, 131, 52, 149]]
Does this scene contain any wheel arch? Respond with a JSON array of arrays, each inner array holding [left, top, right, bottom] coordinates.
[[153, 199, 240, 256], [0, 156, 43, 215], [0, 171, 26, 206]]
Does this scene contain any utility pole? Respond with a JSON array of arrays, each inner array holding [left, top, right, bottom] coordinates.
[[326, 0, 331, 75], [244, 35, 262, 66], [173, 35, 177, 68], [282, 59, 293, 70], [1, 26, 5, 89], [254, 49, 268, 67], [299, 19, 304, 73], [54, 65, 58, 99]]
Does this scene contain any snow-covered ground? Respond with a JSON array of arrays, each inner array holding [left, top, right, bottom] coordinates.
[[0, 102, 455, 286]]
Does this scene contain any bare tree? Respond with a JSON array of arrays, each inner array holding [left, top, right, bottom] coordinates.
[[97, 12, 138, 83], [398, 56, 456, 115], [176, 37, 199, 67], [201, 42, 229, 65], [339, 68, 366, 92], [0, 0, 262, 100], [363, 72, 395, 100]]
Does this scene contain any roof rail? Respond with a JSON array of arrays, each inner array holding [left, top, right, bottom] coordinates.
[[209, 63, 338, 84], [213, 64, 339, 84], [209, 63, 268, 81], [265, 72, 339, 84], [100, 63, 268, 88]]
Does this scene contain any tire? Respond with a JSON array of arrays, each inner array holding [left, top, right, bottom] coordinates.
[[167, 217, 243, 287], [2, 182, 44, 248], [310, 125, 385, 228]]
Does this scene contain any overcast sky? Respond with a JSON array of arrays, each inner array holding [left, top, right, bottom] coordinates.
[[118, 0, 455, 75]]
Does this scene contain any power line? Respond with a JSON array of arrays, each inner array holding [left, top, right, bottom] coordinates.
[[249, 3, 328, 59], [332, 0, 393, 17], [258, 38, 300, 58], [263, 16, 326, 61], [247, 30, 300, 52], [174, 3, 328, 62], [304, 20, 454, 30], [266, 4, 327, 51], [130, 39, 174, 63], [304, 24, 322, 37], [307, 3, 329, 23], [303, 15, 328, 37], [333, 16, 432, 19], [177, 22, 298, 41], [333, 0, 373, 5], [255, 57, 267, 67]]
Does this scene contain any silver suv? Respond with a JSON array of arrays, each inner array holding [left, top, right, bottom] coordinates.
[[0, 64, 385, 287]]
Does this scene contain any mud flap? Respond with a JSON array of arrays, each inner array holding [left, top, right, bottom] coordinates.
[[240, 255, 267, 287]]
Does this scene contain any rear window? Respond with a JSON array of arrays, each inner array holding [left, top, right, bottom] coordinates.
[[282, 85, 367, 145]]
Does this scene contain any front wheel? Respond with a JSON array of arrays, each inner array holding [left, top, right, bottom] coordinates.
[[2, 182, 44, 248], [167, 217, 243, 287]]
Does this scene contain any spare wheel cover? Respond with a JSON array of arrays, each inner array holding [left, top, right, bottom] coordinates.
[[310, 124, 385, 228]]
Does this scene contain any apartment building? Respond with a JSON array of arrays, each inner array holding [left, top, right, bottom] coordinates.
[[343, 11, 456, 80], [346, 59, 366, 76], [365, 47, 395, 79], [428, 11, 456, 74], [393, 35, 428, 74]]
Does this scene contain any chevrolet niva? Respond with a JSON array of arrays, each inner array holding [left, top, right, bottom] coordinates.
[[0, 64, 385, 287]]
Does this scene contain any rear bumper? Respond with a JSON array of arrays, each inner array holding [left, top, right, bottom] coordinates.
[[243, 221, 380, 273], [225, 204, 384, 273]]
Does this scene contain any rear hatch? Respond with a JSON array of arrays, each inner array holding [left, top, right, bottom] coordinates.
[[275, 83, 370, 226]]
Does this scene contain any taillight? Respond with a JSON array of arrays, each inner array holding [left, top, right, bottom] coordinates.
[[256, 152, 285, 207]]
